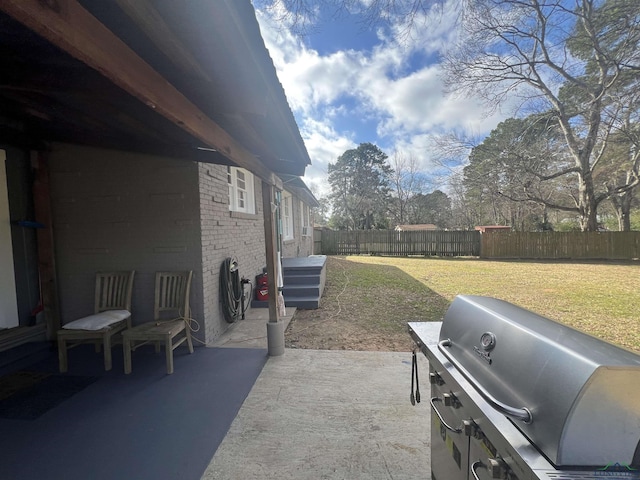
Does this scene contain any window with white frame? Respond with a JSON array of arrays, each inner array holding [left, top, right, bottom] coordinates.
[[282, 192, 293, 240], [301, 201, 311, 236], [227, 166, 255, 214]]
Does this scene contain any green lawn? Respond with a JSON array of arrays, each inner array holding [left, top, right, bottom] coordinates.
[[341, 256, 640, 352]]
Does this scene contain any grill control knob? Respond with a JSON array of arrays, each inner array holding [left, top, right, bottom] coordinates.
[[443, 392, 460, 408], [463, 419, 478, 437], [487, 458, 507, 479], [429, 372, 444, 385]]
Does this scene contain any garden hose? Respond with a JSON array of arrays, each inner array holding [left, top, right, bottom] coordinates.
[[220, 257, 243, 323]]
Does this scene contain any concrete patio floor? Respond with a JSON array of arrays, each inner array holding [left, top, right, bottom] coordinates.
[[205, 307, 438, 479], [212, 306, 297, 349], [1, 306, 438, 479]]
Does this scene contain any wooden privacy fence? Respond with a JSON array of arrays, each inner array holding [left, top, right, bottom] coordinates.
[[317, 229, 640, 259], [481, 231, 640, 259], [313, 227, 323, 255], [320, 229, 481, 256]]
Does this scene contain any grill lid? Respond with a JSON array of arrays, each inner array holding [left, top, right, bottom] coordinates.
[[439, 295, 640, 467]]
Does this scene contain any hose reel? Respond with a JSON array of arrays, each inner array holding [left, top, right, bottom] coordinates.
[[219, 257, 251, 323]]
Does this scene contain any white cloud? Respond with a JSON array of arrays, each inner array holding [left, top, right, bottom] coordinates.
[[257, 9, 366, 115], [290, 50, 366, 111], [388, 0, 462, 54], [255, 2, 509, 192], [299, 118, 356, 196]]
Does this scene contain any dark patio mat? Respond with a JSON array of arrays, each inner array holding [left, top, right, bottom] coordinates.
[[0, 371, 99, 420], [0, 344, 267, 480]]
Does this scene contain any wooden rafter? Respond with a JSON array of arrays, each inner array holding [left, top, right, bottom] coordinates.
[[0, 0, 281, 187]]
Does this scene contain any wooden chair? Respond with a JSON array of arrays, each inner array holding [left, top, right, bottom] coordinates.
[[57, 271, 135, 372], [122, 271, 194, 374]]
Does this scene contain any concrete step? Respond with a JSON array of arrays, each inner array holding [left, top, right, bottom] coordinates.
[[252, 255, 326, 310], [283, 295, 321, 309], [283, 267, 323, 277], [251, 293, 321, 310], [282, 273, 319, 285], [282, 255, 326, 270], [282, 255, 326, 277], [282, 283, 321, 297]]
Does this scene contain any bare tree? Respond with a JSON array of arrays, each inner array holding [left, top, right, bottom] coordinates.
[[445, 0, 640, 231], [603, 86, 640, 230], [389, 150, 429, 225], [255, 0, 437, 36], [448, 173, 478, 229]]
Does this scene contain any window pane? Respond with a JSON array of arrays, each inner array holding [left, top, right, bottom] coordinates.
[[237, 170, 246, 190]]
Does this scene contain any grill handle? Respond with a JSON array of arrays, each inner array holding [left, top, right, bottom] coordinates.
[[429, 397, 462, 433], [470, 461, 484, 480], [472, 459, 507, 479], [438, 339, 533, 424]]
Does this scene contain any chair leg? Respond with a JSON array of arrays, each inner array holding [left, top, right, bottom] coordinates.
[[185, 323, 194, 354], [103, 334, 112, 371], [124, 336, 132, 374], [58, 335, 68, 373], [165, 337, 174, 374]]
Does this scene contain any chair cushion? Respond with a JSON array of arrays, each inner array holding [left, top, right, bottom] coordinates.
[[62, 310, 131, 331]]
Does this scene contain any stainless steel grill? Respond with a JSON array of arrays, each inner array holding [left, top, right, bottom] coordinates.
[[409, 295, 640, 480]]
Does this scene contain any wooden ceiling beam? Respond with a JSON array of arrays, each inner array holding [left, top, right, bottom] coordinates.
[[0, 0, 281, 187]]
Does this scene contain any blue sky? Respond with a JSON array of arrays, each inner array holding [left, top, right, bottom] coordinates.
[[254, 1, 511, 196]]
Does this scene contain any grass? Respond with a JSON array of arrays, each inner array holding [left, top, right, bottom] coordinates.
[[286, 256, 640, 352], [347, 255, 640, 352]]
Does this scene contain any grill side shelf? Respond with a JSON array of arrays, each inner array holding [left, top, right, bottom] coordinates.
[[438, 339, 533, 424]]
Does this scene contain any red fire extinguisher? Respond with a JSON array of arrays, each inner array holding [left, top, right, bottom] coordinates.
[[255, 272, 269, 301]]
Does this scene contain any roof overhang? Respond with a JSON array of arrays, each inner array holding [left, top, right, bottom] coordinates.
[[0, 0, 311, 182], [280, 174, 320, 208]]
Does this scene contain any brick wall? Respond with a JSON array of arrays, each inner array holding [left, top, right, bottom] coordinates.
[[198, 164, 267, 344], [49, 144, 205, 338], [49, 144, 314, 345], [281, 191, 314, 258]]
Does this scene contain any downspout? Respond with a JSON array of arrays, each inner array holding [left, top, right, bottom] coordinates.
[[275, 190, 286, 318]]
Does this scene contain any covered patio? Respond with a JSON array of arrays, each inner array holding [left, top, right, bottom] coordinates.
[[1, 2, 433, 477], [0, 316, 437, 479], [0, 0, 307, 355], [0, 343, 267, 480]]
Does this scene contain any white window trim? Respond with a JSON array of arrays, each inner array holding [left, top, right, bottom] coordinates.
[[228, 167, 255, 214], [301, 201, 311, 236], [282, 191, 293, 241]]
